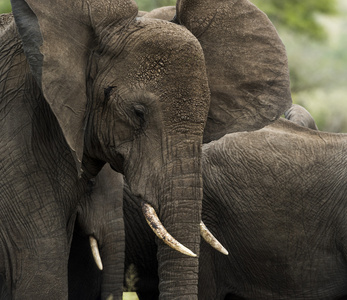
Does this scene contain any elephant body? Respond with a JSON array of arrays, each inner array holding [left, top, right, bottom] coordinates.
[[199, 118, 347, 299]]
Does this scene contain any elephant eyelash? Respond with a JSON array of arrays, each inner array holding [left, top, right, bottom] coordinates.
[[132, 104, 147, 136], [133, 105, 146, 126]]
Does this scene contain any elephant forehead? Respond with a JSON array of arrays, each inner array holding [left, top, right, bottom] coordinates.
[[122, 19, 207, 74]]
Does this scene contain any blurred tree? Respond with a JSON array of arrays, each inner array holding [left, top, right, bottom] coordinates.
[[135, 0, 175, 12], [0, 0, 11, 13], [252, 0, 337, 40]]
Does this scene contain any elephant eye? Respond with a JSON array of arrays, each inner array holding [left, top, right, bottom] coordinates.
[[104, 86, 116, 101], [133, 104, 146, 128]]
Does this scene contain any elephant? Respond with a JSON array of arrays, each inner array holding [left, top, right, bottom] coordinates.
[[285, 104, 319, 130], [0, 0, 291, 298], [68, 117, 347, 299]]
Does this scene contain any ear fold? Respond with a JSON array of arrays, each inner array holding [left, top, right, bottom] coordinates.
[[11, 0, 138, 171], [176, 0, 292, 142]]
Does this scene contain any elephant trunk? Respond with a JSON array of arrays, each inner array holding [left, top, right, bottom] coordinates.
[[156, 136, 202, 299]]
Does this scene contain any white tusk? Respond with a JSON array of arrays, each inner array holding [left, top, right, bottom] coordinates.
[[200, 221, 229, 255], [141, 202, 197, 257], [89, 236, 103, 270]]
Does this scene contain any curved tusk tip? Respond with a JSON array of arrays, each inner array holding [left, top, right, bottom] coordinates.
[[200, 221, 229, 256], [221, 248, 229, 256], [183, 249, 198, 257], [89, 236, 103, 270]]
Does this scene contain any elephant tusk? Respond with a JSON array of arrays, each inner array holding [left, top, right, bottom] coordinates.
[[89, 236, 103, 270], [141, 202, 197, 257], [200, 221, 229, 255]]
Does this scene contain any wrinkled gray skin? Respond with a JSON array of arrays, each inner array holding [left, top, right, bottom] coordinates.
[[0, 0, 291, 298], [285, 104, 318, 130], [69, 118, 347, 299]]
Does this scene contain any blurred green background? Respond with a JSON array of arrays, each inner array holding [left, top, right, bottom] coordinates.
[[1, 0, 346, 132], [1, 2, 346, 299]]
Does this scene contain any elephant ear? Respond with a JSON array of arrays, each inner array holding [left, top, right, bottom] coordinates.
[[175, 0, 292, 142], [11, 0, 138, 172]]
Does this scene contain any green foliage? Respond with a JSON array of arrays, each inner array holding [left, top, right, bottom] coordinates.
[[123, 292, 139, 300], [252, 0, 337, 40], [123, 264, 138, 292], [0, 0, 11, 13], [135, 0, 175, 12], [281, 0, 347, 132]]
